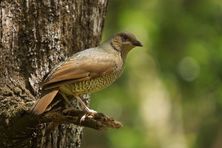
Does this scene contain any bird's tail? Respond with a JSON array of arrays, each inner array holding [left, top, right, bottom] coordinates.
[[31, 89, 59, 115]]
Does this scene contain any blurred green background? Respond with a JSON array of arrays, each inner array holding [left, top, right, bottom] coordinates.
[[82, 0, 222, 148]]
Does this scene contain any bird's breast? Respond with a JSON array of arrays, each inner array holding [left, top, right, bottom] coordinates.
[[59, 70, 123, 95]]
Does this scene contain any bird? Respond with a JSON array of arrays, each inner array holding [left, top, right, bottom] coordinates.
[[31, 32, 142, 115]]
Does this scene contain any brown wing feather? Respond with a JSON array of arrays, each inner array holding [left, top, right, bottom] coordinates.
[[43, 55, 117, 89]]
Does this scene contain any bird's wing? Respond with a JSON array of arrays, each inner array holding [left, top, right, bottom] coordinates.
[[43, 51, 118, 89]]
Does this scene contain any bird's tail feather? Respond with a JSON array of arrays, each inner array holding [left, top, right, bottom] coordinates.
[[31, 89, 59, 115]]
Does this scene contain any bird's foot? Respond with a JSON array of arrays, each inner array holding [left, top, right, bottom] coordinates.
[[80, 109, 97, 123]]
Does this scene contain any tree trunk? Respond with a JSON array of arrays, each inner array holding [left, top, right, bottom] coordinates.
[[0, 0, 108, 147]]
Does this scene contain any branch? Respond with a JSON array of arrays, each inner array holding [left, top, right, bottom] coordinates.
[[0, 105, 122, 147], [39, 108, 123, 131]]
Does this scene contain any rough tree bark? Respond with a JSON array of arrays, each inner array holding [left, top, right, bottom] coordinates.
[[0, 0, 110, 147]]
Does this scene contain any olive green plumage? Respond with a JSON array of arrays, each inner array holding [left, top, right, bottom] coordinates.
[[60, 70, 123, 95]]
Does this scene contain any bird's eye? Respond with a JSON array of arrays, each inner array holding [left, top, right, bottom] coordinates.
[[121, 35, 128, 42]]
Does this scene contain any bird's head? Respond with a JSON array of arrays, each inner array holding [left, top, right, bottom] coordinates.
[[110, 32, 142, 58]]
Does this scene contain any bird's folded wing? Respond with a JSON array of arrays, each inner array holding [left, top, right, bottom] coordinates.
[[43, 56, 116, 89]]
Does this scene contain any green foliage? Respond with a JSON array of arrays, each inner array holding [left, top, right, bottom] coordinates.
[[83, 0, 222, 148]]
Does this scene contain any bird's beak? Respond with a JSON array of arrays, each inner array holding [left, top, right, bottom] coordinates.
[[133, 40, 143, 47]]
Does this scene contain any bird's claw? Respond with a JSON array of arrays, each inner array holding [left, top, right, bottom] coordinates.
[[80, 109, 97, 123]]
